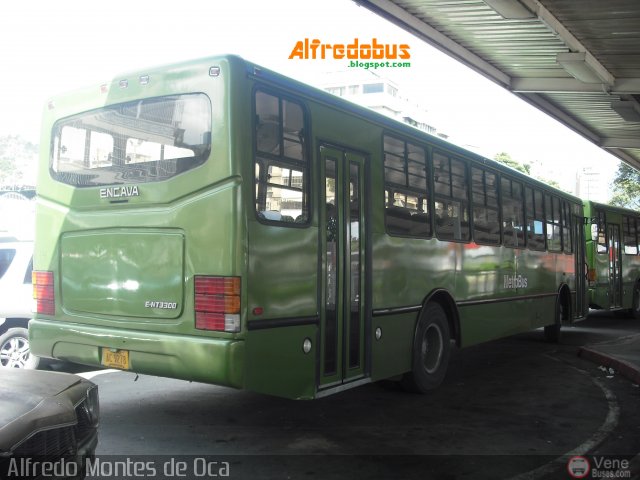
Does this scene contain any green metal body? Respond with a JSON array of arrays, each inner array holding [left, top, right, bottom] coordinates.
[[31, 55, 585, 399], [583, 201, 640, 312]]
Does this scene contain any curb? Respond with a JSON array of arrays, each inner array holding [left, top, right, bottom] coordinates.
[[578, 346, 640, 386]]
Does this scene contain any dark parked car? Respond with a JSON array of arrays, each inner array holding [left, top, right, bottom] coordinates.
[[0, 369, 99, 478]]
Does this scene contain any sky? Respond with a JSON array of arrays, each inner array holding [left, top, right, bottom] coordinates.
[[1, 0, 620, 199]]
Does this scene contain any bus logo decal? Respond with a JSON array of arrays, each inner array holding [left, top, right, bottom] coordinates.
[[100, 185, 140, 199], [504, 275, 528, 289]]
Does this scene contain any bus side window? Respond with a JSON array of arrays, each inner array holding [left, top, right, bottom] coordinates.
[[525, 186, 545, 250], [562, 201, 573, 254], [501, 177, 525, 248], [433, 153, 469, 242], [545, 194, 562, 252], [471, 167, 499, 245], [383, 135, 431, 237], [254, 90, 308, 225], [623, 215, 639, 255], [596, 210, 607, 253]]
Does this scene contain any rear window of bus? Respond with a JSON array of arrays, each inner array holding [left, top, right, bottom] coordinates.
[[50, 93, 211, 187]]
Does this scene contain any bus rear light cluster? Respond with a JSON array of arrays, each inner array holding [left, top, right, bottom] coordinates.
[[194, 276, 241, 333], [33, 271, 55, 316]]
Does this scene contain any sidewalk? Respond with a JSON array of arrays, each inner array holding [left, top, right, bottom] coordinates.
[[578, 333, 640, 385]]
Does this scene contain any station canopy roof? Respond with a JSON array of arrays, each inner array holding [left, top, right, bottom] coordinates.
[[357, 0, 640, 170]]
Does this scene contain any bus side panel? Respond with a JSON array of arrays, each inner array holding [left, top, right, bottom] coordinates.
[[622, 254, 640, 309], [370, 313, 414, 382], [244, 325, 317, 399]]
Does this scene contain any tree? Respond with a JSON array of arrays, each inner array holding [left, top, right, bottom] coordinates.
[[0, 135, 38, 186], [610, 162, 640, 210], [494, 152, 531, 175], [493, 151, 561, 190]]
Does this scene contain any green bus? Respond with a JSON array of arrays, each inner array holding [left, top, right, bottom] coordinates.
[[584, 201, 640, 318], [30, 55, 587, 399]]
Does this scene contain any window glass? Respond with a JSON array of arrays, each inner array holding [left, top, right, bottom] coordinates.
[[363, 83, 384, 94], [525, 187, 545, 250], [434, 152, 469, 241], [623, 215, 639, 255], [51, 94, 211, 187], [383, 135, 430, 237], [563, 201, 573, 254], [545, 194, 562, 252], [501, 177, 525, 248], [596, 210, 607, 254], [254, 91, 308, 224], [471, 167, 499, 245]]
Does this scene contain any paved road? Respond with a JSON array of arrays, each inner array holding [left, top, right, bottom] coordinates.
[[54, 312, 640, 480]]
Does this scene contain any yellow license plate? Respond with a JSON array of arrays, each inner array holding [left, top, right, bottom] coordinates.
[[101, 348, 130, 369]]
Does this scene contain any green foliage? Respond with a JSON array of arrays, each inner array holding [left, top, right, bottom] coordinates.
[[0, 135, 38, 186], [493, 151, 562, 190], [493, 152, 531, 175], [610, 162, 640, 210]]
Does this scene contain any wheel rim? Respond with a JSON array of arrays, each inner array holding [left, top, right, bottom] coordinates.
[[0, 336, 31, 368], [421, 323, 444, 374]]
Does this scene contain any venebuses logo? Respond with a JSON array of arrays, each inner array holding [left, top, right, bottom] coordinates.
[[289, 38, 410, 61]]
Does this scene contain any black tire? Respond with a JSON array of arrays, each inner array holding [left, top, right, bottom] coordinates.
[[0, 327, 40, 369], [544, 300, 563, 343], [401, 302, 451, 393], [630, 283, 640, 320]]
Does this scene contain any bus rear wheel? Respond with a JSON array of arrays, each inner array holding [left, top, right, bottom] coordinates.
[[631, 283, 640, 320], [544, 300, 563, 343], [401, 302, 451, 393]]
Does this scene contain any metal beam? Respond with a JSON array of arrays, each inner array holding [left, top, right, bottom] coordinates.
[[520, 0, 615, 87], [601, 138, 640, 150], [355, 0, 512, 88], [516, 92, 602, 143], [512, 77, 640, 94]]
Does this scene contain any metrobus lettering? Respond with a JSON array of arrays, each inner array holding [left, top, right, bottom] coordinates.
[[99, 185, 140, 199], [503, 275, 528, 289]]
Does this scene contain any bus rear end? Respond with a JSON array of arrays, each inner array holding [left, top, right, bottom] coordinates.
[[30, 56, 248, 388]]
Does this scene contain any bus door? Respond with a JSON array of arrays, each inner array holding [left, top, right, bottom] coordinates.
[[319, 145, 368, 389], [574, 214, 587, 318], [608, 224, 623, 308]]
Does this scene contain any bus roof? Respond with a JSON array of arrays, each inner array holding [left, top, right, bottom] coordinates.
[[46, 53, 582, 203]]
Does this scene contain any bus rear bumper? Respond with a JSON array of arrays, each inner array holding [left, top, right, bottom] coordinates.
[[29, 319, 244, 388]]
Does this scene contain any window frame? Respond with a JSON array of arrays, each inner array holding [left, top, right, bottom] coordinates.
[[471, 166, 500, 246], [383, 134, 431, 238], [433, 150, 470, 243], [623, 215, 639, 255], [524, 186, 546, 251], [500, 176, 526, 249], [253, 88, 310, 227]]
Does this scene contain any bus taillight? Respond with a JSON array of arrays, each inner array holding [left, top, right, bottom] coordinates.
[[194, 276, 241, 333], [33, 271, 55, 316]]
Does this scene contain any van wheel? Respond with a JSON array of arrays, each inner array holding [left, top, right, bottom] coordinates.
[[401, 303, 450, 393], [544, 301, 563, 343], [0, 327, 40, 369]]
